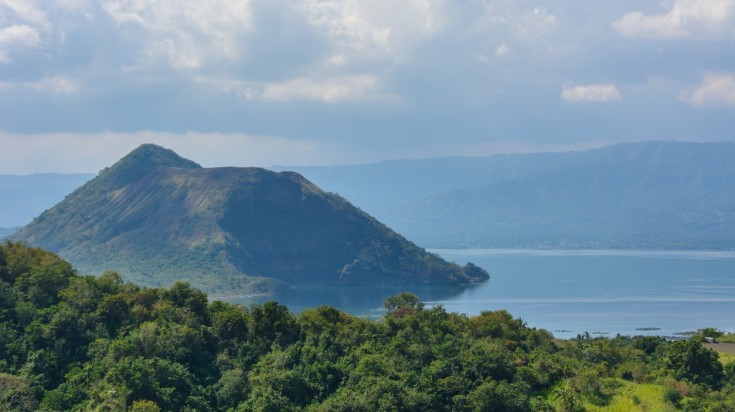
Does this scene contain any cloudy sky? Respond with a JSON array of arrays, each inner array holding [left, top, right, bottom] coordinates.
[[1, 0, 734, 173]]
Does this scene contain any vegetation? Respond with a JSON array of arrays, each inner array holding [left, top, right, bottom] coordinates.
[[12, 144, 487, 297], [1, 242, 734, 411]]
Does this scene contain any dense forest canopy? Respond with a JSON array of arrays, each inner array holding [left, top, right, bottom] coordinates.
[[1, 242, 733, 411]]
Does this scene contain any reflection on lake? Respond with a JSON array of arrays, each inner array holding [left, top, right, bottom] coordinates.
[[221, 283, 478, 319], [220, 249, 735, 339]]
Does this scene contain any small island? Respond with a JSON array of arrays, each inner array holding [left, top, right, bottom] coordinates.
[[12, 144, 488, 297]]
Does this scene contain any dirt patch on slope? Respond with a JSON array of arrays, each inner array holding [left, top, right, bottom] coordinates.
[[704, 342, 735, 355]]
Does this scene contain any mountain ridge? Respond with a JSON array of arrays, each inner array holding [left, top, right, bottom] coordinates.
[[275, 141, 735, 249]]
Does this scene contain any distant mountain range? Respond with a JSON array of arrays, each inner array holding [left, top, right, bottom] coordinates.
[[4, 141, 733, 250], [0, 173, 94, 228], [12, 144, 488, 296], [275, 141, 735, 249]]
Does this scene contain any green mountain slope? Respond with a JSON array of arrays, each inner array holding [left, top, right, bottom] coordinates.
[[13, 144, 487, 295]]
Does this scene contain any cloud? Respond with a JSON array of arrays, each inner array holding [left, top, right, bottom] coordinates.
[[561, 84, 621, 103], [0, 24, 40, 46], [612, 0, 735, 40], [0, 0, 53, 62], [495, 43, 510, 57], [683, 73, 735, 106], [259, 75, 386, 103], [0, 131, 326, 174], [0, 75, 81, 93], [196, 74, 393, 103], [0, 0, 52, 31], [101, 0, 253, 69], [32, 75, 81, 93], [0, 0, 733, 152], [472, 3, 559, 53], [517, 7, 557, 39], [294, 0, 445, 73], [0, 24, 40, 61]]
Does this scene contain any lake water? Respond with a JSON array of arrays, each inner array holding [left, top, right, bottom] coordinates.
[[223, 249, 735, 339]]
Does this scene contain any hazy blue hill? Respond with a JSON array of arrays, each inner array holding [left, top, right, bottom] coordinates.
[[13, 144, 487, 295], [0, 173, 94, 227], [0, 226, 19, 239], [273, 152, 568, 207], [276, 141, 735, 249]]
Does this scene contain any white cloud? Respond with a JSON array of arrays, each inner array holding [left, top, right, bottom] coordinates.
[[0, 1, 56, 62], [263, 75, 392, 103], [561, 84, 621, 103], [32, 75, 81, 93], [470, 3, 563, 64], [0, 0, 52, 31], [101, 0, 253, 69], [0, 75, 81, 93], [197, 73, 395, 104], [0, 24, 40, 61], [517, 7, 557, 39], [683, 73, 735, 106], [612, 0, 735, 40], [296, 0, 443, 64], [0, 0, 733, 152]]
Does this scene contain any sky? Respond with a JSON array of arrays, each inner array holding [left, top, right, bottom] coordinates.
[[0, 0, 734, 173]]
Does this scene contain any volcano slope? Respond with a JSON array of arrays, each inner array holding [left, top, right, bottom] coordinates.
[[14, 144, 488, 296]]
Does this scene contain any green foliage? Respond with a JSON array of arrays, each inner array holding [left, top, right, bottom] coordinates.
[[130, 399, 162, 412], [663, 338, 724, 388], [0, 243, 733, 411], [698, 327, 724, 339], [0, 372, 37, 411], [465, 380, 530, 411], [383, 292, 423, 313], [662, 379, 683, 405]]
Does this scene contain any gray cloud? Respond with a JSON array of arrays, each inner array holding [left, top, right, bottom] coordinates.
[[0, 0, 732, 172], [683, 73, 735, 106], [612, 0, 735, 40], [561, 84, 621, 103]]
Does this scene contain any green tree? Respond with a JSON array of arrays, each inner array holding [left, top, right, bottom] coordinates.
[[466, 380, 530, 412], [553, 388, 584, 412], [0, 373, 37, 411], [664, 338, 724, 388], [130, 399, 162, 412], [384, 292, 424, 313]]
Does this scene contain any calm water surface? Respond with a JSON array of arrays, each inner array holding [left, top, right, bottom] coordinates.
[[224, 249, 735, 339]]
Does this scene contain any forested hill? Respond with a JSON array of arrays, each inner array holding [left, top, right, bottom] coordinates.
[[12, 144, 487, 296], [0, 242, 733, 411], [275, 141, 735, 249]]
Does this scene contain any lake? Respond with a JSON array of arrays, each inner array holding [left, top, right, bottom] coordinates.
[[223, 249, 735, 339]]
